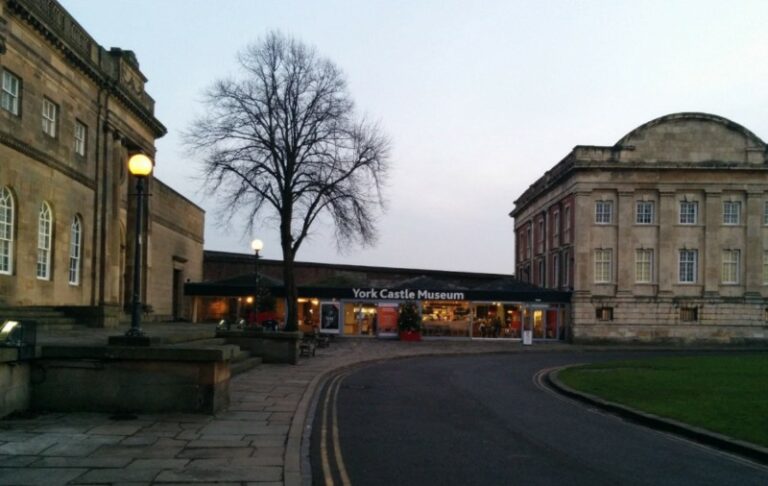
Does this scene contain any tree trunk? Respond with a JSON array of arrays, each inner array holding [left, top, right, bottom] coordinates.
[[282, 251, 298, 332]]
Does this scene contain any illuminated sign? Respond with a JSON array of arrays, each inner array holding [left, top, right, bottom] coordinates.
[[351, 288, 465, 301]]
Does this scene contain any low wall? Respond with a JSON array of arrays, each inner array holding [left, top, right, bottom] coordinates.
[[218, 330, 301, 365], [31, 345, 237, 414], [0, 348, 30, 418]]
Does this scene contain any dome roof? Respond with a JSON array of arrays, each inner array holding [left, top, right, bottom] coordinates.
[[613, 113, 765, 164]]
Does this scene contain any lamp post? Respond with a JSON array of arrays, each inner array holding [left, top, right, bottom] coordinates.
[[250, 238, 264, 327], [126, 154, 153, 337]]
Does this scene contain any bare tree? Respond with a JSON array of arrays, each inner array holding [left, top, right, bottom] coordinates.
[[186, 31, 390, 332]]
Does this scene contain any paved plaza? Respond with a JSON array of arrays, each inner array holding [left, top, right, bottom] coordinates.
[[0, 336, 551, 485]]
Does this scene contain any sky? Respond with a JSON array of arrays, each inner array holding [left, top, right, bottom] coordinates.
[[60, 0, 768, 274]]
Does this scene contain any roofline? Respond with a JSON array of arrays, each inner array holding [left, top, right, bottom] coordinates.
[[203, 250, 514, 280], [153, 177, 205, 213]]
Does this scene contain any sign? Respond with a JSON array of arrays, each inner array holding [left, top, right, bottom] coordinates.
[[351, 288, 465, 301], [320, 303, 340, 333], [377, 304, 399, 335]]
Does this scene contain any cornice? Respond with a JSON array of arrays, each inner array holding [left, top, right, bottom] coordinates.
[[7, 0, 166, 138]]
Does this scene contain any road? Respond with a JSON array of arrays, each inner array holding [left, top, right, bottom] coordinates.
[[310, 351, 768, 486]]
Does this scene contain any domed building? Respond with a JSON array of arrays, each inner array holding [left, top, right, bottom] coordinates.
[[511, 113, 768, 343]]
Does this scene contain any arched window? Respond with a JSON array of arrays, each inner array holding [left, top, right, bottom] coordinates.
[[68, 216, 82, 285], [0, 187, 13, 275], [36, 202, 53, 280]]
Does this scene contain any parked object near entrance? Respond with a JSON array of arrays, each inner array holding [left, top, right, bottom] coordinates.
[[398, 302, 422, 342]]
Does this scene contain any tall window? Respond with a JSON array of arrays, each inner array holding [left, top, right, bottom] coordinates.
[[679, 249, 698, 283], [636, 201, 654, 224], [562, 251, 570, 287], [635, 249, 653, 283], [36, 202, 53, 280], [552, 254, 560, 288], [763, 252, 768, 285], [723, 201, 741, 225], [594, 249, 612, 283], [764, 201, 768, 226], [0, 187, 13, 275], [552, 210, 560, 245], [526, 225, 532, 258], [721, 250, 740, 284], [679, 201, 698, 224], [74, 120, 87, 156], [42, 98, 57, 137], [1, 71, 20, 115], [595, 200, 612, 224], [536, 218, 545, 253], [69, 216, 82, 285], [563, 205, 571, 243], [538, 258, 546, 287]]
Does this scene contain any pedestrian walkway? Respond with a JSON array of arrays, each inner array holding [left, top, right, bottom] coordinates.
[[0, 337, 555, 485]]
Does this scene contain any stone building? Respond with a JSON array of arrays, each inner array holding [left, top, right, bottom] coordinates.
[[0, 0, 203, 325], [511, 112, 768, 343]]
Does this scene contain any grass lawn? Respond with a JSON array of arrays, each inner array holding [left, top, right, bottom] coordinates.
[[557, 354, 768, 448]]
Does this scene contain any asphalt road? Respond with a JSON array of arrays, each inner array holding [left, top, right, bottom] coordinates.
[[310, 351, 768, 486]]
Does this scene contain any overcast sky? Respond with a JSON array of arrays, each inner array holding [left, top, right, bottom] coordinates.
[[61, 0, 768, 274]]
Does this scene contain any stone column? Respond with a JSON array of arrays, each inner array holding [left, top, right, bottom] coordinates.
[[703, 190, 721, 296], [572, 191, 592, 297], [657, 190, 676, 295], [616, 191, 633, 295], [745, 190, 763, 296]]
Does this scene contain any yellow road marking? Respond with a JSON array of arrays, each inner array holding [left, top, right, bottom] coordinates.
[[331, 374, 352, 486], [320, 373, 343, 486]]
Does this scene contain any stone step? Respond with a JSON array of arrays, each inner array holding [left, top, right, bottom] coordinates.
[[183, 337, 228, 347], [230, 356, 262, 376]]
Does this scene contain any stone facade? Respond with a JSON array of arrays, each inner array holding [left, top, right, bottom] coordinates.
[[0, 0, 203, 324], [511, 113, 768, 343]]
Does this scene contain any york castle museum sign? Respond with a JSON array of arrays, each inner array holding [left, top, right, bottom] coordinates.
[[352, 288, 466, 301]]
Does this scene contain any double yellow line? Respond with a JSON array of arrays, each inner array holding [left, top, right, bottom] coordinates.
[[320, 372, 352, 486]]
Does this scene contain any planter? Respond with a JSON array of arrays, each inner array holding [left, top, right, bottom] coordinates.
[[399, 330, 422, 342]]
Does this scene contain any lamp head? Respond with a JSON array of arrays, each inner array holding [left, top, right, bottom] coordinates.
[[250, 239, 264, 252], [128, 154, 153, 177]]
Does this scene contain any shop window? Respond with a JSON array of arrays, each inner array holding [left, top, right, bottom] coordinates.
[[423, 301, 470, 337], [680, 307, 698, 322], [596, 307, 613, 321]]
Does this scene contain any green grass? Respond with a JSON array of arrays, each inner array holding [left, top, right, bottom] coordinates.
[[558, 354, 768, 447]]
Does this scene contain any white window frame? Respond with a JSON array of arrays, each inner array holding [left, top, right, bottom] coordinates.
[[0, 187, 14, 275], [764, 200, 768, 226], [74, 120, 87, 156], [763, 252, 768, 285], [723, 201, 741, 225], [68, 216, 82, 285], [721, 249, 740, 284], [1, 70, 20, 115], [635, 249, 653, 283], [595, 200, 612, 224], [36, 202, 53, 280], [594, 248, 612, 283], [42, 98, 57, 137], [679, 201, 698, 225], [636, 201, 654, 224], [678, 249, 698, 284]]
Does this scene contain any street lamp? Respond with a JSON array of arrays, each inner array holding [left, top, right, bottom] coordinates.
[[251, 239, 263, 328], [126, 153, 153, 337]]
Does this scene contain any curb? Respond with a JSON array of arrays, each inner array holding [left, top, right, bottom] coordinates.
[[546, 366, 768, 466]]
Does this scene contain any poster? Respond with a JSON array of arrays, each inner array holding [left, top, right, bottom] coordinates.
[[377, 304, 399, 335], [320, 303, 340, 333]]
